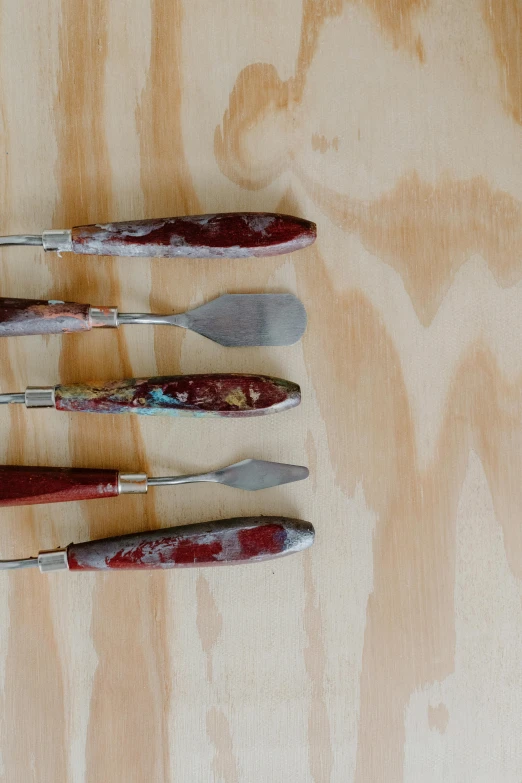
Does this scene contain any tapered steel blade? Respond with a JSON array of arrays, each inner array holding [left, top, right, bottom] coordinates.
[[213, 459, 309, 490], [177, 294, 307, 346]]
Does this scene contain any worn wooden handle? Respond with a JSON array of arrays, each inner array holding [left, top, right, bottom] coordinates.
[[54, 373, 300, 417], [71, 212, 316, 258], [66, 517, 314, 570], [0, 466, 119, 506], [0, 298, 91, 336]]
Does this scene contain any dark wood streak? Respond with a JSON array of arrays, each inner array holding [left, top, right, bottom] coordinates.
[[54, 373, 301, 417], [0, 298, 91, 336], [71, 212, 316, 258], [0, 466, 119, 506], [49, 3, 170, 783]]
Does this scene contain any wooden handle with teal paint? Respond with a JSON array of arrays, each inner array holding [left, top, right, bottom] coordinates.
[[53, 374, 301, 417]]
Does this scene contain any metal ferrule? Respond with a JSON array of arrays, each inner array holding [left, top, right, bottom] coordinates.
[[118, 473, 148, 494], [38, 549, 69, 572], [42, 229, 73, 253], [25, 386, 56, 408], [89, 306, 119, 328]]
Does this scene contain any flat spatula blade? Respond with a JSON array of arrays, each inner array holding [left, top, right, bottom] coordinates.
[[213, 459, 309, 490], [183, 294, 307, 346]]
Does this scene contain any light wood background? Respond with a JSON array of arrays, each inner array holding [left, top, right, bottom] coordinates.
[[0, 0, 520, 780]]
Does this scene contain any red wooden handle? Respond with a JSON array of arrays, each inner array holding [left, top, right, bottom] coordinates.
[[0, 298, 91, 336], [54, 374, 300, 417], [67, 517, 314, 570], [0, 466, 119, 506], [71, 212, 316, 258]]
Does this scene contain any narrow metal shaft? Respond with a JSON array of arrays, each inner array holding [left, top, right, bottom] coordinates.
[[0, 393, 25, 405], [148, 471, 216, 487], [117, 313, 188, 328], [0, 557, 38, 570], [0, 234, 43, 247]]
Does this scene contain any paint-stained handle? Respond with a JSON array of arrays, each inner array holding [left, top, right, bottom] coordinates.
[[66, 517, 315, 570], [0, 466, 119, 506], [54, 374, 301, 417], [0, 297, 91, 336], [71, 212, 316, 258]]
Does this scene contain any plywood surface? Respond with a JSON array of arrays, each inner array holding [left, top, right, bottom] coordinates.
[[0, 0, 521, 780]]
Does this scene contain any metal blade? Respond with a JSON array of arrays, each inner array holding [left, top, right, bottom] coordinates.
[[179, 294, 307, 346], [212, 459, 309, 490]]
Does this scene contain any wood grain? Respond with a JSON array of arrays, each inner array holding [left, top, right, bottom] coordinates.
[[0, 0, 520, 780]]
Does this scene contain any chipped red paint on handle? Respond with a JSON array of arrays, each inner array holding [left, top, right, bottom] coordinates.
[[54, 373, 300, 417], [71, 212, 316, 258], [0, 466, 119, 506], [0, 297, 91, 336], [66, 517, 314, 570]]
